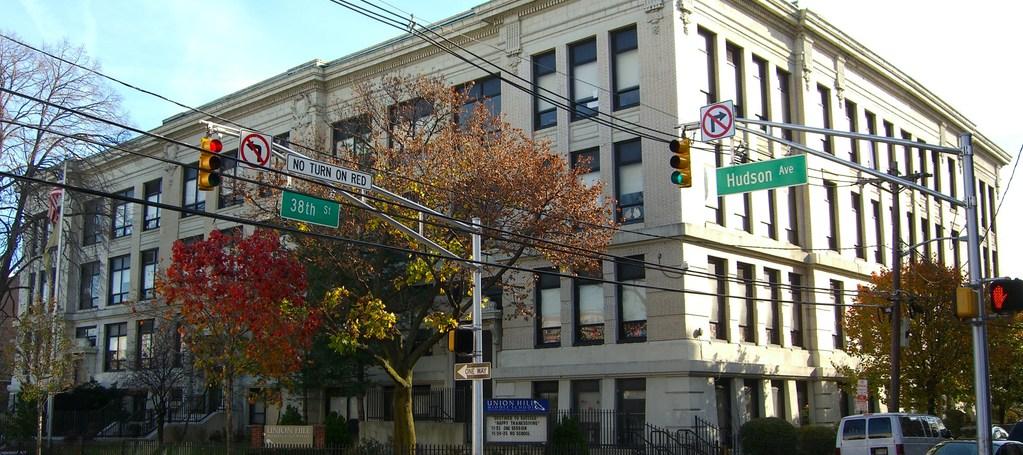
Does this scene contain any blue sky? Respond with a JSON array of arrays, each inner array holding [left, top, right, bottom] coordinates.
[[5, 0, 1022, 277]]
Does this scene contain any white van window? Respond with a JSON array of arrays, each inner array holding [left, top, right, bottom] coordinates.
[[843, 418, 866, 440], [868, 417, 893, 438], [924, 416, 945, 436], [901, 416, 927, 437]]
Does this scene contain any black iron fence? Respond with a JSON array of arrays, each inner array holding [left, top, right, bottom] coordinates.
[[365, 388, 468, 422], [32, 441, 621, 455]]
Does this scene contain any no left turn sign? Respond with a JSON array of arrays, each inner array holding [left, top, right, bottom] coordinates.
[[239, 132, 272, 169], [700, 100, 736, 142]]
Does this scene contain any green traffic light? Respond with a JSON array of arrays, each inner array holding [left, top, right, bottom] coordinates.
[[670, 171, 685, 185]]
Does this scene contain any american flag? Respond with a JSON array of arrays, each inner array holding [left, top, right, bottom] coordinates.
[[47, 187, 63, 224]]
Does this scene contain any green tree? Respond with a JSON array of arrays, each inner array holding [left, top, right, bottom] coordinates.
[[841, 259, 972, 414], [283, 74, 615, 450], [987, 314, 1023, 423]]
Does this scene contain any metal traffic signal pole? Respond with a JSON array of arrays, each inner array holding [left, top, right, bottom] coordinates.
[[734, 120, 992, 455], [471, 217, 484, 455], [889, 173, 902, 412], [961, 133, 993, 455]]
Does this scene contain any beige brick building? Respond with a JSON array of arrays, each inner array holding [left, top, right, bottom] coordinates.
[[14, 0, 1008, 445]]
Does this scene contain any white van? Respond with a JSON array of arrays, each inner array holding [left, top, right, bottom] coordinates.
[[836, 413, 951, 455]]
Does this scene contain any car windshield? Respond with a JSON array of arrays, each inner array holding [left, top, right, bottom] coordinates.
[[934, 442, 977, 455]]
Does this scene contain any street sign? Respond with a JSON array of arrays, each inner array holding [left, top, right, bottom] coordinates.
[[454, 362, 491, 381], [855, 379, 868, 413], [485, 399, 549, 413], [716, 154, 807, 196], [279, 190, 340, 228], [700, 100, 736, 141], [239, 131, 273, 168], [286, 153, 373, 190]]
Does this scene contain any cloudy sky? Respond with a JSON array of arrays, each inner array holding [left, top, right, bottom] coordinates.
[[6, 0, 1021, 276]]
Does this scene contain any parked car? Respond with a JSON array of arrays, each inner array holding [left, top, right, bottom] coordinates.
[[960, 424, 1011, 440], [837, 413, 952, 455], [925, 440, 1023, 455]]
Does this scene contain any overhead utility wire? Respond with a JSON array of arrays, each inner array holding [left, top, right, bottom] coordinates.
[[3, 117, 860, 301], [326, 0, 668, 143], [2, 35, 873, 292], [5, 170, 878, 309]]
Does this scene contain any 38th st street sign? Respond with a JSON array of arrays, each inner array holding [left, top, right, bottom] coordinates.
[[716, 154, 808, 196], [280, 190, 340, 228]]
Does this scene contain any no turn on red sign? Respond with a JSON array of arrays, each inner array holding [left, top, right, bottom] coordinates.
[[700, 100, 736, 142]]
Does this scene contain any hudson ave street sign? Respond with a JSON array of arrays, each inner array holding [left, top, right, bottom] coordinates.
[[716, 154, 808, 196], [279, 190, 340, 228], [454, 362, 491, 381]]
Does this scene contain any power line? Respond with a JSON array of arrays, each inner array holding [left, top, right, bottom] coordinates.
[[6, 169, 880, 309]]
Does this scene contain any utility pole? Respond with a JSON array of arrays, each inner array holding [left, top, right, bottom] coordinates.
[[889, 168, 902, 412], [471, 217, 483, 455]]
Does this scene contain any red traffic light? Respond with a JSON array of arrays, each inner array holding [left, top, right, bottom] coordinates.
[[200, 136, 223, 153], [989, 278, 1023, 315]]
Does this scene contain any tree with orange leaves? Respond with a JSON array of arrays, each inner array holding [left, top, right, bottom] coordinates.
[[158, 229, 320, 451], [272, 74, 616, 450]]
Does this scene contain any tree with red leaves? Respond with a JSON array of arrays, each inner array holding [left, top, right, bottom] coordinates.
[[158, 229, 320, 450]]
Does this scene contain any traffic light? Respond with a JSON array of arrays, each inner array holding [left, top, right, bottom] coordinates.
[[669, 138, 693, 188], [989, 278, 1023, 315], [448, 328, 472, 355], [198, 136, 223, 191]]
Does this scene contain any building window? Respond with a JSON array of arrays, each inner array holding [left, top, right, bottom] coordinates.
[[765, 189, 778, 240], [931, 150, 942, 193], [825, 181, 839, 251], [724, 43, 744, 117], [751, 55, 769, 126], [249, 389, 267, 425], [615, 139, 643, 224], [333, 115, 372, 157], [742, 379, 762, 421], [572, 380, 601, 411], [906, 212, 917, 262], [771, 380, 786, 419], [536, 268, 561, 347], [111, 188, 133, 238], [105, 322, 128, 371], [921, 217, 931, 259], [218, 150, 244, 209], [27, 272, 35, 304], [817, 85, 833, 154], [865, 111, 878, 170], [708, 257, 728, 341], [786, 187, 799, 245], [388, 98, 434, 148], [789, 273, 804, 348], [569, 38, 598, 120], [936, 223, 945, 266], [901, 130, 914, 177], [617, 255, 646, 342], [616, 378, 646, 445], [143, 179, 161, 231], [533, 381, 559, 410], [989, 185, 997, 233], [776, 69, 793, 141], [796, 381, 810, 425], [852, 192, 865, 260], [532, 51, 558, 130], [947, 158, 957, 198], [140, 248, 158, 300], [137, 319, 154, 369], [883, 121, 896, 174], [917, 141, 929, 188], [574, 270, 604, 345], [75, 325, 97, 348], [82, 199, 103, 246], [697, 28, 717, 104], [708, 144, 725, 226], [109, 254, 130, 305], [79, 261, 101, 310], [765, 268, 781, 345], [872, 200, 884, 265], [182, 164, 205, 216], [460, 75, 501, 127], [832, 280, 845, 350], [571, 147, 600, 189], [737, 263, 755, 343], [952, 230, 961, 270], [611, 26, 639, 110], [844, 100, 859, 163]]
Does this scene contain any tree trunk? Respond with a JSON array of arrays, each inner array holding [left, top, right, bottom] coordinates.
[[392, 372, 415, 455], [156, 405, 166, 445], [35, 398, 44, 455], [224, 374, 234, 455]]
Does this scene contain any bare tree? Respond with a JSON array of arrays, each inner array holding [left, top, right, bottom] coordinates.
[[125, 317, 193, 445]]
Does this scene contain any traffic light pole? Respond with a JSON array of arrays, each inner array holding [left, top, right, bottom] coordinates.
[[471, 217, 484, 455], [961, 133, 993, 455], [889, 174, 902, 412]]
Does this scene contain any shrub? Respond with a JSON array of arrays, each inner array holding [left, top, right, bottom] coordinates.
[[739, 417, 798, 455], [797, 425, 836, 455], [324, 411, 352, 446], [278, 405, 305, 425], [547, 417, 589, 455]]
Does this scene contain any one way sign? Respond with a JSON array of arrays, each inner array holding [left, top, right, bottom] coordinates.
[[454, 362, 491, 381]]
